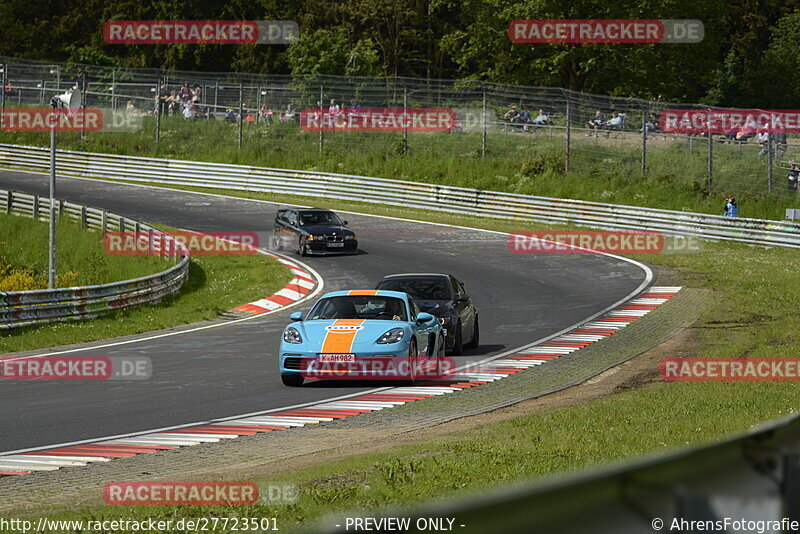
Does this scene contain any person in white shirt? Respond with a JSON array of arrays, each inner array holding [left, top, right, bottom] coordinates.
[[328, 99, 340, 114]]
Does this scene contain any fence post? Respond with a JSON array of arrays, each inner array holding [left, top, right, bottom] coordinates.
[[403, 85, 409, 155], [0, 63, 6, 131], [707, 132, 713, 193], [111, 68, 117, 111], [565, 93, 571, 173], [214, 81, 219, 118], [319, 83, 324, 155], [155, 81, 161, 143], [481, 85, 487, 158], [768, 135, 774, 194], [238, 83, 244, 150], [641, 110, 647, 177]]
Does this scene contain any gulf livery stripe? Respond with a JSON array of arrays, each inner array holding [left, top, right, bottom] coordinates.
[[0, 286, 680, 477], [320, 319, 366, 353]]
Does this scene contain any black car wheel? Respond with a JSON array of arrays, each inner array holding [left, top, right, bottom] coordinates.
[[450, 322, 463, 356], [298, 237, 309, 256], [465, 315, 480, 349], [281, 374, 304, 387]]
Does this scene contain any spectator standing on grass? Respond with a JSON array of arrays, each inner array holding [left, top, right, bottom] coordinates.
[[157, 85, 169, 115], [4, 81, 13, 96], [788, 164, 799, 193], [179, 82, 191, 104], [259, 105, 273, 124], [126, 100, 136, 115], [329, 98, 340, 115], [192, 85, 202, 103], [167, 90, 179, 116], [724, 197, 738, 217], [756, 123, 770, 157]]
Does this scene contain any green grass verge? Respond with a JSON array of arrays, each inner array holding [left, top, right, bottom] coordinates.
[[1, 212, 293, 353], [1, 115, 798, 220], [0, 211, 168, 290], [7, 181, 799, 532]]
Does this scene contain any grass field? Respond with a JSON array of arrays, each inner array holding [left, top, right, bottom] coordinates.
[[0, 212, 293, 353], [11, 183, 799, 532], [1, 115, 798, 221]]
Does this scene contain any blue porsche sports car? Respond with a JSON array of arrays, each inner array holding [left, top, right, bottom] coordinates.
[[279, 290, 446, 386]]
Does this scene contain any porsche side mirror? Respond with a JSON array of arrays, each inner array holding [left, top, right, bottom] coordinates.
[[416, 312, 434, 323], [289, 312, 303, 321]]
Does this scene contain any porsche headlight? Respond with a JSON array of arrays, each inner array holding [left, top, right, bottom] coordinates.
[[283, 327, 303, 344], [377, 328, 405, 344]]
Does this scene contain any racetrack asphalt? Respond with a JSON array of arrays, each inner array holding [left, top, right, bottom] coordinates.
[[0, 169, 649, 452]]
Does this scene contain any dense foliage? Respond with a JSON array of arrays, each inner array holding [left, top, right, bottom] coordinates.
[[2, 0, 800, 105]]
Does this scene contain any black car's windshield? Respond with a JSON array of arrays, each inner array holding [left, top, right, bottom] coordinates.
[[309, 296, 407, 321], [377, 278, 452, 301], [299, 211, 343, 226]]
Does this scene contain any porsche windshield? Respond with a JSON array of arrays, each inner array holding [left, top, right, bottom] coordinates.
[[308, 296, 408, 321], [299, 211, 343, 226]]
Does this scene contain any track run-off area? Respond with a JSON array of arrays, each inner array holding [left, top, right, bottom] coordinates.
[[0, 168, 651, 454]]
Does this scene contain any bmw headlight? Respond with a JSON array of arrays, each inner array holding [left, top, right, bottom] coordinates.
[[283, 327, 303, 344], [345, 234, 356, 240], [377, 328, 405, 344]]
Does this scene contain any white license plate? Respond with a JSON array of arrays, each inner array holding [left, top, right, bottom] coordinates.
[[327, 242, 345, 248], [318, 354, 355, 363]]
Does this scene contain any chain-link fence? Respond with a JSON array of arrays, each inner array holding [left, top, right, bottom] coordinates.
[[1, 55, 798, 197]]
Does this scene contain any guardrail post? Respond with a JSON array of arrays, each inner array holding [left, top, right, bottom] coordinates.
[[565, 93, 571, 173], [481, 85, 487, 158], [33, 194, 39, 219], [101, 210, 108, 235], [403, 85, 409, 155], [768, 136, 774, 194], [641, 110, 647, 177], [119, 217, 126, 232], [155, 81, 161, 144], [238, 83, 243, 150], [707, 131, 713, 193], [5, 190, 11, 213], [80, 206, 87, 228]]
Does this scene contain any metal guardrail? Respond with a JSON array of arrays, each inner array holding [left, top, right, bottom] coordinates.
[[0, 188, 189, 329], [1, 143, 798, 249]]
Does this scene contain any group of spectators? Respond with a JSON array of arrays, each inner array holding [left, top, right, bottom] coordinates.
[[585, 110, 627, 136], [157, 82, 207, 119], [503, 105, 549, 132]]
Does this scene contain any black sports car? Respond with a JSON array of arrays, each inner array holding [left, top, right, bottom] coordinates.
[[375, 273, 479, 355], [272, 208, 358, 256]]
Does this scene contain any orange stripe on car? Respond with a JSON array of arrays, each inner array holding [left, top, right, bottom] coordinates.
[[321, 319, 366, 353], [348, 290, 379, 296]]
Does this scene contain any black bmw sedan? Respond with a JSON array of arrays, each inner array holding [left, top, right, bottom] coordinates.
[[272, 208, 358, 256]]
